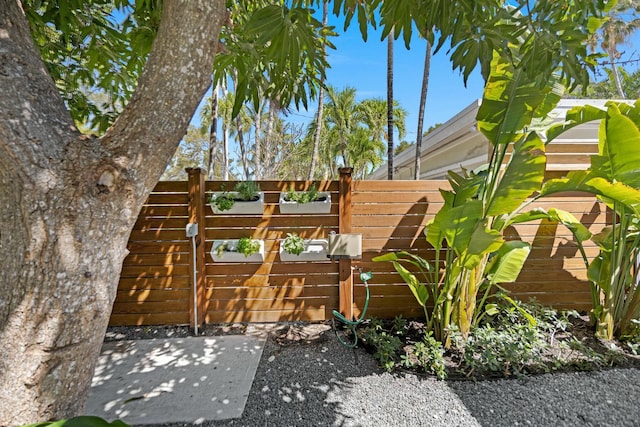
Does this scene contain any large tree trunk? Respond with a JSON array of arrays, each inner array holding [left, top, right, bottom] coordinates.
[[414, 39, 431, 180], [0, 0, 225, 424]]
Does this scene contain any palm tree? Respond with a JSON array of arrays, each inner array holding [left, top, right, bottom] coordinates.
[[207, 84, 219, 180], [346, 127, 386, 179], [589, 0, 640, 97], [414, 35, 432, 180], [309, 0, 329, 180], [359, 98, 407, 154], [386, 30, 394, 180], [324, 86, 360, 170], [252, 97, 266, 179], [227, 92, 252, 179]]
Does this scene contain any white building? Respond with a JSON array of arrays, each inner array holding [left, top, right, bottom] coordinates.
[[368, 99, 621, 180]]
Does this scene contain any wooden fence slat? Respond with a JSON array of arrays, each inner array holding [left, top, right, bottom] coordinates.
[[152, 181, 189, 192], [118, 276, 190, 290], [109, 312, 190, 326], [112, 300, 189, 314], [115, 289, 191, 303]]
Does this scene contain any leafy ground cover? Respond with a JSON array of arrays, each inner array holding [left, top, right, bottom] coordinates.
[[345, 297, 640, 381]]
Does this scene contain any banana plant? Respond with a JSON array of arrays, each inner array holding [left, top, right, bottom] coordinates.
[[374, 51, 589, 346], [536, 101, 640, 340]]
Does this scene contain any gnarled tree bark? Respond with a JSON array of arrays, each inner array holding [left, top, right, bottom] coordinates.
[[0, 0, 225, 423]]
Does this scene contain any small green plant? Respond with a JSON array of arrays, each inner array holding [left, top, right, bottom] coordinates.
[[285, 184, 321, 204], [622, 319, 640, 355], [214, 238, 260, 258], [412, 332, 447, 380], [391, 315, 407, 336], [237, 237, 261, 257], [211, 193, 235, 211], [451, 298, 559, 377], [282, 233, 306, 255], [210, 181, 261, 212], [235, 180, 261, 201], [453, 322, 547, 378], [360, 319, 403, 372]]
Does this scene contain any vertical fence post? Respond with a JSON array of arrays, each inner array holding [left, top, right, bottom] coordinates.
[[186, 168, 207, 330], [338, 167, 354, 320]]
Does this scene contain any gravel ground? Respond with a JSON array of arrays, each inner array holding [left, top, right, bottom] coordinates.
[[106, 323, 640, 427]]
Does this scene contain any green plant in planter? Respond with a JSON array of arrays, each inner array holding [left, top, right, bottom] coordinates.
[[214, 238, 260, 258], [235, 180, 261, 201], [286, 184, 321, 204], [282, 233, 306, 255], [211, 192, 235, 211], [237, 237, 261, 257], [210, 181, 261, 212]]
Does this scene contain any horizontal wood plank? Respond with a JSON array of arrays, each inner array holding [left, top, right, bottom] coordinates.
[[109, 312, 189, 326]]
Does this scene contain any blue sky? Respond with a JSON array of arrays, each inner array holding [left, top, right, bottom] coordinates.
[[288, 17, 485, 143]]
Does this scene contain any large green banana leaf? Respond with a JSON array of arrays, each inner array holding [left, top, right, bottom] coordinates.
[[601, 104, 640, 189], [427, 200, 483, 256], [477, 51, 563, 146], [540, 171, 640, 217], [462, 225, 504, 269], [372, 252, 430, 307], [486, 132, 547, 216], [485, 240, 531, 285], [506, 207, 592, 243]]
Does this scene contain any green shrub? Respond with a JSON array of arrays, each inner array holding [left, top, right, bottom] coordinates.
[[412, 332, 447, 379], [360, 319, 403, 372]]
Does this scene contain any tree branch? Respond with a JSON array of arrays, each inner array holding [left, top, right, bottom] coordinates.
[[101, 0, 226, 191]]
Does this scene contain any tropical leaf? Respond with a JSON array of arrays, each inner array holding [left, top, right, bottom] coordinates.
[[508, 207, 592, 243], [372, 255, 429, 307], [462, 225, 504, 269], [486, 132, 547, 216], [546, 104, 607, 142], [540, 171, 640, 216], [602, 104, 640, 188], [430, 200, 483, 256], [477, 51, 558, 146], [486, 241, 531, 285]]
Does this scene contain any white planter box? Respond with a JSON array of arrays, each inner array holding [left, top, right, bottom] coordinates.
[[210, 192, 264, 215], [279, 239, 329, 262], [210, 239, 264, 263], [278, 192, 331, 214]]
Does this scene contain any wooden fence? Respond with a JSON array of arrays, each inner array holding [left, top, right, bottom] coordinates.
[[110, 168, 606, 327]]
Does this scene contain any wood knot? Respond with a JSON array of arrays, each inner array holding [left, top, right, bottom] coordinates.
[[96, 167, 119, 194]]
